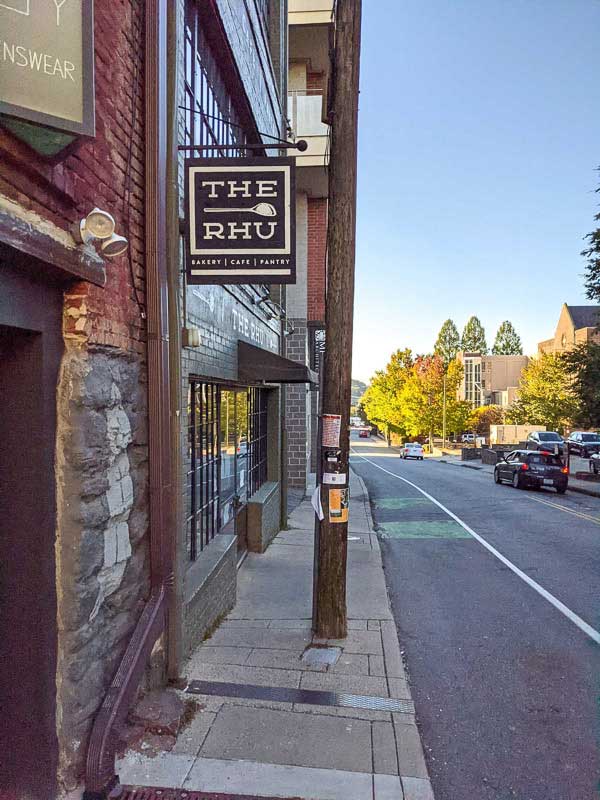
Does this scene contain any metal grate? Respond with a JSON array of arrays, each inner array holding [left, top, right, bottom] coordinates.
[[186, 680, 414, 714], [120, 790, 303, 800]]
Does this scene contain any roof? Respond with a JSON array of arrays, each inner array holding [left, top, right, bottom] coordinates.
[[566, 305, 600, 330]]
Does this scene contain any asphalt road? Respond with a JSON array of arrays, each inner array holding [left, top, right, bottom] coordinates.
[[350, 435, 600, 800]]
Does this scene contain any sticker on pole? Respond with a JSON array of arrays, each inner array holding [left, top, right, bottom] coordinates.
[[323, 472, 346, 485], [328, 487, 349, 524], [322, 414, 342, 447]]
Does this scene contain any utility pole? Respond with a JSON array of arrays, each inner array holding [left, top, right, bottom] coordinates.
[[313, 0, 362, 640]]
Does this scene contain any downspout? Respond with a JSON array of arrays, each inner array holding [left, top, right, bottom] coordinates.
[[83, 2, 172, 797]]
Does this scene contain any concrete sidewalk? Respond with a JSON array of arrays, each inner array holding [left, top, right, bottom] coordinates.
[[117, 471, 434, 800]]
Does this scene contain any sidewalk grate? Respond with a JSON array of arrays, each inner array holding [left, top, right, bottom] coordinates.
[[186, 680, 414, 714], [120, 790, 302, 800]]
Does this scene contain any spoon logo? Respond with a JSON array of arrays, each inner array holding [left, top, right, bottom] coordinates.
[[185, 156, 296, 285]]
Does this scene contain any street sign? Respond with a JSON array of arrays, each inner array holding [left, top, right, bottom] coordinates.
[[184, 156, 296, 285]]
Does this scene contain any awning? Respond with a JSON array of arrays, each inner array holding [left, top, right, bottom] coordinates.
[[238, 341, 318, 385]]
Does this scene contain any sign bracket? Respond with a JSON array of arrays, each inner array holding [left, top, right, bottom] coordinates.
[[179, 140, 307, 152]]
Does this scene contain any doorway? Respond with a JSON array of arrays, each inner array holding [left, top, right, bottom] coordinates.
[[0, 265, 63, 799]]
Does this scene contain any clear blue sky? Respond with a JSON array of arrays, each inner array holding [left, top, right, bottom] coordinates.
[[352, 0, 600, 383]]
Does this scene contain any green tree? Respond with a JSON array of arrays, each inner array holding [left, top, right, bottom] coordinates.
[[492, 321, 523, 355], [506, 353, 578, 433], [563, 343, 600, 428], [361, 349, 414, 442], [434, 319, 460, 365], [582, 167, 600, 303], [461, 316, 488, 354]]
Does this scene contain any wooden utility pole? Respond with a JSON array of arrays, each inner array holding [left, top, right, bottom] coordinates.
[[313, 0, 362, 639]]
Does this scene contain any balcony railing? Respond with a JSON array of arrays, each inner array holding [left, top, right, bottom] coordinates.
[[288, 90, 329, 138]]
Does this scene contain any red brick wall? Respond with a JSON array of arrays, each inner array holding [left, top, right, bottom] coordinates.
[[307, 71, 324, 93], [307, 198, 327, 322], [0, 0, 146, 355]]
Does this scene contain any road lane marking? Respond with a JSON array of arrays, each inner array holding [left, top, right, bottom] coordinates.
[[524, 494, 600, 525], [351, 451, 600, 646]]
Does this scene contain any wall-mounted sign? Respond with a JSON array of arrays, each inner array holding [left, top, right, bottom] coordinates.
[[184, 156, 296, 285], [0, 0, 95, 137]]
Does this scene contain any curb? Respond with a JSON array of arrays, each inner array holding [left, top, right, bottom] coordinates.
[[350, 467, 374, 532]]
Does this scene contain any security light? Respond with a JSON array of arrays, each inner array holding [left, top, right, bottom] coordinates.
[[101, 233, 129, 258]]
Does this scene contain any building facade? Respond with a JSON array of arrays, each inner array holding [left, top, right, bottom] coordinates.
[[0, 3, 149, 797], [457, 351, 529, 407], [1, 2, 311, 798], [538, 303, 600, 355], [285, 0, 332, 488]]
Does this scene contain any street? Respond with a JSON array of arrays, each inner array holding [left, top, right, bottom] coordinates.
[[350, 434, 600, 800]]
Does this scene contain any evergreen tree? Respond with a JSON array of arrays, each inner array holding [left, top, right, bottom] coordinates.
[[582, 167, 600, 304], [461, 316, 488, 354], [563, 343, 600, 428], [492, 321, 523, 355], [434, 319, 460, 366]]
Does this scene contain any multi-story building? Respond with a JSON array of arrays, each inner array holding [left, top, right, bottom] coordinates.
[[285, 0, 332, 487], [457, 352, 529, 407], [538, 303, 600, 355], [1, 2, 314, 798]]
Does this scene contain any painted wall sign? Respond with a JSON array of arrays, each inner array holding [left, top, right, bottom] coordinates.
[[184, 156, 296, 285], [0, 0, 95, 137]]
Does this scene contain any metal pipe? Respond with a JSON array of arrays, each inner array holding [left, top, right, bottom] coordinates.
[[83, 3, 172, 796]]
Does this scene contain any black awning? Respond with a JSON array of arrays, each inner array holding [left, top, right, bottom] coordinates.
[[238, 341, 318, 385]]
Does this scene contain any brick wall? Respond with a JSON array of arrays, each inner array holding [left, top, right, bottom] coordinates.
[[307, 198, 327, 322], [0, 2, 146, 357], [307, 71, 325, 93]]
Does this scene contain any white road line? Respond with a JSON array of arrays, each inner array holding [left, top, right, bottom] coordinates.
[[351, 450, 600, 646]]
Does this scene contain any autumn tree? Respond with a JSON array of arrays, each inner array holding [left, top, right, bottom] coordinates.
[[461, 316, 488, 354], [467, 405, 504, 436], [360, 349, 413, 443], [492, 321, 523, 355], [506, 354, 578, 433], [434, 319, 461, 365]]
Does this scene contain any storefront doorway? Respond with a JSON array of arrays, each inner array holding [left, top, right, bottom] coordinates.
[[0, 262, 64, 799]]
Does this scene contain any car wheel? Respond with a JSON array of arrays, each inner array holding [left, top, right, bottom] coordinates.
[[512, 472, 521, 489], [556, 486, 567, 494], [494, 468, 501, 484]]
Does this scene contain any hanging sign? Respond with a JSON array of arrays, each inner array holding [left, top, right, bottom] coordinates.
[[0, 0, 95, 137], [184, 156, 296, 285]]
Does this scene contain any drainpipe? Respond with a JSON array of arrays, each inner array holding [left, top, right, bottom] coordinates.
[[83, 2, 172, 797]]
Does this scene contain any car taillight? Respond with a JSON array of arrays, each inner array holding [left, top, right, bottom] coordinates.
[[561, 467, 568, 474], [521, 463, 529, 471]]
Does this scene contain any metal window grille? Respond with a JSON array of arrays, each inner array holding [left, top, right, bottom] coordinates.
[[184, 2, 248, 156], [248, 387, 268, 496], [188, 382, 220, 560]]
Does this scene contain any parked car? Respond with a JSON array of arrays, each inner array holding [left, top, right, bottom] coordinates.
[[526, 431, 565, 455], [566, 431, 600, 458], [401, 442, 424, 460], [494, 450, 568, 493], [461, 433, 476, 443], [589, 453, 600, 475], [359, 428, 370, 438]]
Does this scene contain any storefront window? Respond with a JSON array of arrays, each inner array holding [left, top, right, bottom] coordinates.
[[189, 382, 268, 560]]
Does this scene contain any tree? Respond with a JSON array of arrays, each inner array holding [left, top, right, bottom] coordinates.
[[563, 343, 600, 428], [492, 321, 523, 355], [434, 319, 460, 365], [506, 353, 578, 433], [582, 167, 600, 304], [361, 349, 414, 442], [461, 316, 488, 354], [467, 405, 504, 436]]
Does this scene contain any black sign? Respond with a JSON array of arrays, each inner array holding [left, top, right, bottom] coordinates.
[[184, 156, 296, 285]]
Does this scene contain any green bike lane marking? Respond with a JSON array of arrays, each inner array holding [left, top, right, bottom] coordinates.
[[379, 520, 472, 539]]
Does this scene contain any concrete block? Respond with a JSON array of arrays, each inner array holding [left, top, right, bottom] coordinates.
[[381, 620, 408, 679], [372, 721, 399, 775], [186, 662, 302, 689], [300, 671, 389, 697], [393, 717, 429, 779], [207, 627, 312, 651], [313, 629, 383, 655], [246, 647, 324, 672], [388, 678, 412, 699], [402, 776, 435, 800], [187, 646, 252, 667], [329, 652, 370, 675], [369, 655, 386, 677], [374, 773, 405, 800], [116, 752, 194, 787], [199, 705, 373, 773]]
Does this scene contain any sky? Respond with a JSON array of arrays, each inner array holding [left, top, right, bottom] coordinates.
[[352, 0, 600, 383]]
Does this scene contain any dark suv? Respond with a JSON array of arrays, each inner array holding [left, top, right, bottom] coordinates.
[[494, 450, 568, 493], [526, 431, 565, 455], [566, 431, 600, 457]]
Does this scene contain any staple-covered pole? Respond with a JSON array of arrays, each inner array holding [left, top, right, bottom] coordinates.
[[313, 0, 362, 639]]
